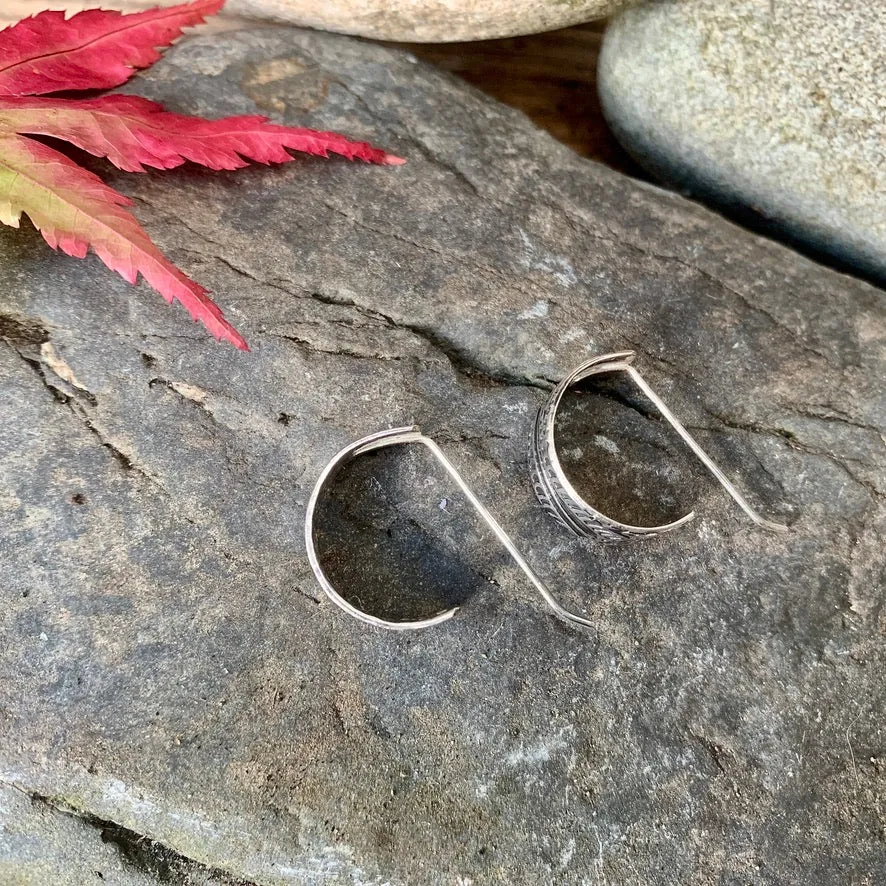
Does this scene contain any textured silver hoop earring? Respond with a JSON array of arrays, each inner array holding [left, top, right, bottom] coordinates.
[[529, 351, 788, 542], [305, 426, 594, 630]]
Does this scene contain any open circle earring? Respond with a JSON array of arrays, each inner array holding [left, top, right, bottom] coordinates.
[[305, 426, 595, 630], [529, 351, 788, 541]]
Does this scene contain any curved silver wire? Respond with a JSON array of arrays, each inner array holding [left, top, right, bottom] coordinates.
[[304, 426, 594, 630], [530, 351, 788, 541]]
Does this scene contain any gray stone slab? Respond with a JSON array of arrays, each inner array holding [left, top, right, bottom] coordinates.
[[0, 27, 883, 886]]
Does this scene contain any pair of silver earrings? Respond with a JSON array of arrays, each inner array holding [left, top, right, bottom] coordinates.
[[304, 351, 787, 631]]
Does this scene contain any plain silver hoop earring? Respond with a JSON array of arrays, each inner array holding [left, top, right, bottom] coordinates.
[[305, 426, 595, 631]]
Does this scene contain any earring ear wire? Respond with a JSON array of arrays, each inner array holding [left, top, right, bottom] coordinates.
[[305, 426, 594, 631], [530, 351, 788, 541]]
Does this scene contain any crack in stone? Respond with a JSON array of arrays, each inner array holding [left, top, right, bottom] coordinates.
[[0, 310, 50, 349], [269, 331, 406, 363], [151, 226, 553, 391], [76, 411, 161, 486], [135, 189, 539, 309], [578, 333, 882, 498], [39, 340, 97, 405], [149, 184, 539, 308], [555, 204, 833, 364], [280, 314, 388, 331], [305, 290, 556, 390], [6, 341, 68, 403], [148, 375, 214, 412], [702, 411, 883, 500], [436, 430, 510, 445], [391, 125, 483, 198], [6, 341, 264, 568], [10, 785, 257, 886], [8, 343, 164, 488], [777, 401, 885, 437]]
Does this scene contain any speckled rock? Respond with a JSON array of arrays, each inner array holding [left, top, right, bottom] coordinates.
[[227, 0, 632, 41], [599, 0, 886, 284], [1, 26, 884, 886]]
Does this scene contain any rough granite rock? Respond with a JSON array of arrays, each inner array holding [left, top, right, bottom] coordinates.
[[0, 27, 884, 886], [598, 0, 886, 285]]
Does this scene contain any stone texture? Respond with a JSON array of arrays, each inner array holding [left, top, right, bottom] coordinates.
[[228, 0, 631, 41], [1, 26, 884, 886], [598, 0, 886, 284], [0, 0, 632, 41]]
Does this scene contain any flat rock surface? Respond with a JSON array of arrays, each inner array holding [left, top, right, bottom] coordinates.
[[1, 27, 884, 886], [599, 0, 886, 285]]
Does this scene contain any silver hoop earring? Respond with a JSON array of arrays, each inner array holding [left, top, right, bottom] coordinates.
[[305, 426, 594, 630], [530, 351, 788, 541]]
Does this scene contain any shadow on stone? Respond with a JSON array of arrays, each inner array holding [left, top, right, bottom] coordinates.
[[554, 372, 704, 528], [311, 445, 485, 623]]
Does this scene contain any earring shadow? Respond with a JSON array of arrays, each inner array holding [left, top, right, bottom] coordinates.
[[554, 372, 704, 528], [309, 444, 484, 624]]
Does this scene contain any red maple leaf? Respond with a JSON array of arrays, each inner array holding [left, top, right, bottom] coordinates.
[[0, 1, 403, 350]]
